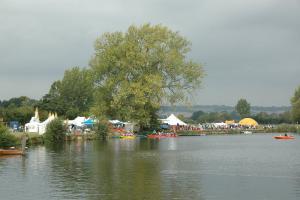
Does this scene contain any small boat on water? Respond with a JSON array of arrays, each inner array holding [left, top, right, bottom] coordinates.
[[120, 133, 136, 139], [0, 134, 27, 156], [242, 131, 252, 135], [274, 135, 295, 140], [0, 149, 24, 156]]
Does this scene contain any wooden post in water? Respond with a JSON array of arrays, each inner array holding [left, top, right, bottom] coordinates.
[[21, 134, 28, 152]]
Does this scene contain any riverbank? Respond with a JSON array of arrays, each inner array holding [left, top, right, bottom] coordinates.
[[5, 132, 98, 147], [2, 123, 299, 148], [177, 124, 300, 136]]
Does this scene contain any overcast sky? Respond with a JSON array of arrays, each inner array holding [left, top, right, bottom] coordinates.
[[1, 0, 299, 106]]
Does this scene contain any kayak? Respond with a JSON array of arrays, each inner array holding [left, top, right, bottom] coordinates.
[[147, 134, 177, 138], [120, 135, 136, 139], [273, 135, 294, 140]]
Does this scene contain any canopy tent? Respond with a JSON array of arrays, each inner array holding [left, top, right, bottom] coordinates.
[[83, 118, 95, 128], [162, 114, 187, 126], [68, 117, 86, 127], [239, 118, 258, 127], [109, 120, 123, 125], [225, 120, 235, 125], [213, 122, 228, 128], [83, 118, 94, 125]]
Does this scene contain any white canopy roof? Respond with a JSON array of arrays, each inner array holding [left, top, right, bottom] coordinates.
[[109, 119, 123, 124], [68, 116, 86, 127], [162, 114, 187, 126]]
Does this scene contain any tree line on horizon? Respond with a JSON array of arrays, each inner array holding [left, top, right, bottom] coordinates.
[[1, 24, 300, 128], [0, 96, 295, 125], [187, 96, 300, 125], [160, 104, 291, 114]]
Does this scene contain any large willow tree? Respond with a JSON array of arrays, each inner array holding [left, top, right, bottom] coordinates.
[[291, 86, 300, 123], [90, 24, 204, 128]]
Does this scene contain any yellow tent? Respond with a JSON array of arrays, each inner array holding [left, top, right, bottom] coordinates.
[[239, 118, 258, 127], [225, 120, 235, 125]]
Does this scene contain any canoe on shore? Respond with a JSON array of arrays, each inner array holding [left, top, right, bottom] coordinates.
[[0, 149, 24, 156], [273, 135, 294, 140]]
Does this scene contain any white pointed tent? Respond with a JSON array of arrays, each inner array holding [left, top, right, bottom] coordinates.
[[25, 109, 57, 135], [162, 114, 187, 126], [37, 113, 56, 134], [24, 107, 40, 133]]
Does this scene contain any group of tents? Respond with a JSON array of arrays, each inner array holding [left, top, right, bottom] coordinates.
[[24, 108, 258, 135], [24, 108, 96, 135], [160, 114, 259, 129], [201, 118, 259, 129]]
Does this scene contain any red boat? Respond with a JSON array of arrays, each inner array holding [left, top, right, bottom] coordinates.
[[147, 133, 177, 138], [273, 135, 295, 140]]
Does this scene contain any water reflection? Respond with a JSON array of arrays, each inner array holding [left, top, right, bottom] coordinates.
[[43, 139, 165, 199], [1, 135, 300, 200]]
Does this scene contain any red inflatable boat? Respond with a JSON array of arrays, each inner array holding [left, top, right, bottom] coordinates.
[[273, 135, 295, 140]]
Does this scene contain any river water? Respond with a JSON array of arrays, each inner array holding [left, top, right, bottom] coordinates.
[[0, 133, 299, 200]]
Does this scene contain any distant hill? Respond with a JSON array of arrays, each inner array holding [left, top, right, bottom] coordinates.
[[159, 105, 291, 117]]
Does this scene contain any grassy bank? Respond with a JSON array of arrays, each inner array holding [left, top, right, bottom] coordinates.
[[262, 124, 300, 133], [178, 129, 243, 136], [0, 125, 18, 148], [14, 133, 44, 145], [16, 132, 99, 145], [65, 133, 98, 141], [177, 124, 300, 136]]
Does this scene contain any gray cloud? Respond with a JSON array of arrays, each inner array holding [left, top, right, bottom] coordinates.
[[0, 0, 299, 106]]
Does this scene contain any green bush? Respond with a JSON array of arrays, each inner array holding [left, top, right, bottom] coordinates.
[[94, 120, 110, 140], [27, 133, 44, 145], [272, 124, 298, 133], [0, 124, 17, 148], [44, 118, 66, 143]]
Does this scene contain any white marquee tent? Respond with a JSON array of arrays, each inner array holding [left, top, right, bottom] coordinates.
[[25, 108, 57, 135], [161, 114, 187, 126]]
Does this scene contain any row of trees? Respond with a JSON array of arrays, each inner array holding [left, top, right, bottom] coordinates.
[[0, 96, 40, 124], [1, 95, 293, 127], [189, 96, 299, 124], [189, 110, 292, 124]]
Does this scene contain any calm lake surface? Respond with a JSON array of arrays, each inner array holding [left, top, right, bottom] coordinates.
[[1, 133, 299, 200]]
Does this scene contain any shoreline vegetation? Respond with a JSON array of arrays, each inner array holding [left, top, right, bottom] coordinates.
[[1, 124, 299, 148]]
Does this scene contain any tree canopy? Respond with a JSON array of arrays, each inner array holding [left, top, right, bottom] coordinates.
[[0, 96, 38, 124], [291, 86, 300, 123], [38, 67, 94, 119], [90, 24, 204, 128], [235, 98, 251, 118]]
